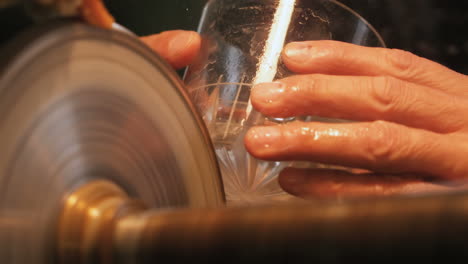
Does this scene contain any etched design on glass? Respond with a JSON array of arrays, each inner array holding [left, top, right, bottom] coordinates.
[[190, 79, 295, 204]]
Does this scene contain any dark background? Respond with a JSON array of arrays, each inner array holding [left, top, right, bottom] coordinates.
[[104, 0, 468, 75], [1, 0, 467, 74]]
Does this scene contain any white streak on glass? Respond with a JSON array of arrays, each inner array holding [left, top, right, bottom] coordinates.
[[247, 0, 296, 117]]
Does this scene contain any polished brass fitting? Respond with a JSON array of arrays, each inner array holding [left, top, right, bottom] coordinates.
[[58, 181, 145, 264]]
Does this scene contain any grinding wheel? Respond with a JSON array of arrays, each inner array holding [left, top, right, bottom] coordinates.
[[0, 21, 224, 264]]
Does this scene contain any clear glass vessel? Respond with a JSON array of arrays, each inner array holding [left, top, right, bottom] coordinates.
[[185, 0, 386, 204]]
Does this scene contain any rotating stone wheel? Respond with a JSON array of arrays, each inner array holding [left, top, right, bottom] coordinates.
[[2, 20, 468, 264], [0, 21, 224, 264]]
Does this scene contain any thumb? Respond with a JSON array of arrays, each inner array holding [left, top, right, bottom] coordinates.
[[140, 30, 201, 70]]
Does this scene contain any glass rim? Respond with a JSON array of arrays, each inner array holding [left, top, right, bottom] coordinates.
[[200, 0, 387, 48], [329, 0, 387, 48]]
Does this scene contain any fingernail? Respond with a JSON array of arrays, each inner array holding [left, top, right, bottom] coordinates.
[[279, 171, 308, 195], [168, 31, 197, 58], [284, 42, 331, 63], [252, 82, 285, 105], [284, 42, 312, 63]]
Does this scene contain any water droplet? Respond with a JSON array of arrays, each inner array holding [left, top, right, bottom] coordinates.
[[327, 129, 341, 137], [264, 144, 271, 148], [313, 131, 321, 140]]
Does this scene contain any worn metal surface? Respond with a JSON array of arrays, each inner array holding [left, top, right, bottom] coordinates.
[[59, 179, 468, 264], [114, 192, 468, 263]]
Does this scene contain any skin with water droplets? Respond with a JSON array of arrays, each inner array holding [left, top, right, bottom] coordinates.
[[245, 40, 468, 199]]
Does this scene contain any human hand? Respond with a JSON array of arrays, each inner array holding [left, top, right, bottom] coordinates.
[[140, 30, 201, 70], [244, 40, 468, 200]]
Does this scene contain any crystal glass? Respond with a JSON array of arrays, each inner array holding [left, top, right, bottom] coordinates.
[[184, 0, 386, 204]]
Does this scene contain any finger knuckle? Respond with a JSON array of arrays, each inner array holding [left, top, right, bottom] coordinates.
[[370, 76, 408, 113], [365, 121, 403, 166], [385, 48, 419, 73]]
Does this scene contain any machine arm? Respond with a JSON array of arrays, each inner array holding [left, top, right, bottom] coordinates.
[[59, 180, 468, 264]]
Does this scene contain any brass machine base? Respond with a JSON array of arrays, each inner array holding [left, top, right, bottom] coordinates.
[[55, 179, 468, 264]]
